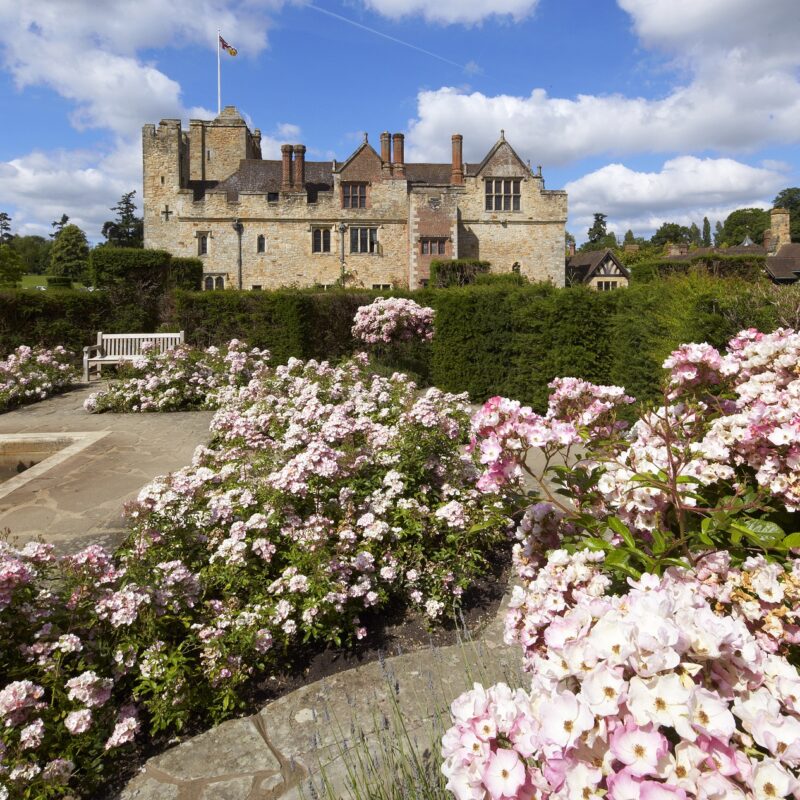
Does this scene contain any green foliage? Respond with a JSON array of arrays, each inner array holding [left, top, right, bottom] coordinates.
[[586, 212, 608, 244], [89, 247, 171, 288], [702, 216, 712, 247], [473, 271, 528, 286], [651, 221, 690, 248], [0, 211, 11, 244], [44, 275, 73, 290], [101, 190, 144, 248], [50, 213, 69, 239], [773, 187, 800, 242], [429, 259, 491, 287], [623, 229, 635, 244], [629, 253, 765, 284], [167, 257, 203, 290], [170, 289, 313, 364], [0, 289, 123, 354], [720, 207, 770, 246], [8, 235, 52, 274], [49, 224, 89, 280], [0, 245, 24, 287]]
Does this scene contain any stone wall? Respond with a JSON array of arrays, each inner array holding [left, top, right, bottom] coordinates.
[[143, 112, 568, 290]]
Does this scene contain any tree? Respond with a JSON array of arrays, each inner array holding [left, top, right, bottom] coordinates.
[[50, 224, 89, 280], [714, 221, 724, 247], [702, 217, 712, 247], [0, 245, 24, 286], [772, 188, 800, 242], [101, 190, 144, 248], [587, 213, 608, 244], [651, 222, 690, 249], [623, 229, 635, 245], [50, 214, 70, 239], [9, 235, 52, 274], [720, 207, 770, 247], [0, 212, 12, 244], [688, 222, 701, 246]]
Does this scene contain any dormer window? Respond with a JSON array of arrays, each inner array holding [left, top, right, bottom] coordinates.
[[485, 179, 521, 212], [342, 182, 367, 209]]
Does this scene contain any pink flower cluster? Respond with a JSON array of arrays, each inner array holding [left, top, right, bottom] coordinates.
[[84, 339, 270, 413], [469, 379, 634, 492], [351, 297, 436, 345], [443, 549, 800, 800], [0, 345, 77, 412]]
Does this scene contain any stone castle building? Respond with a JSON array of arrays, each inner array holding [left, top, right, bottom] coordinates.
[[142, 106, 567, 290]]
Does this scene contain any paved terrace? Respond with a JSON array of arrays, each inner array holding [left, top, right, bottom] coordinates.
[[0, 385, 214, 554]]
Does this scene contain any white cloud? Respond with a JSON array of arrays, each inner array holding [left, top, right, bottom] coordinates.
[[0, 1, 300, 239], [565, 156, 786, 240], [405, 1, 800, 164], [361, 0, 539, 25]]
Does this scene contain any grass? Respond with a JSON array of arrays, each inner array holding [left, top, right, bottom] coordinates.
[[20, 274, 87, 289], [300, 617, 523, 800]]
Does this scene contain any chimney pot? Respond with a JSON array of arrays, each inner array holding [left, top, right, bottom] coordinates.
[[380, 132, 392, 175], [451, 134, 464, 186]]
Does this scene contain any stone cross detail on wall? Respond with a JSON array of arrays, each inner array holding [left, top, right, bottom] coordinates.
[[161, 205, 173, 221]]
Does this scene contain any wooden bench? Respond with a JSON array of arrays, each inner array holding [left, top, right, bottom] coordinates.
[[83, 331, 185, 382]]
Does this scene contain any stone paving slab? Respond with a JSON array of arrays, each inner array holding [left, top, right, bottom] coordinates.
[[118, 592, 524, 800], [0, 385, 214, 553]]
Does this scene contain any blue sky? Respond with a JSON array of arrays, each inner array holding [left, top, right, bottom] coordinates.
[[0, 0, 798, 242]]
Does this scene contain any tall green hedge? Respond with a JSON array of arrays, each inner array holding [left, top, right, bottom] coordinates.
[[1, 274, 784, 407]]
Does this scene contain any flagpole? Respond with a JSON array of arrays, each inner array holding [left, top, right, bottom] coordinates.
[[216, 28, 221, 116]]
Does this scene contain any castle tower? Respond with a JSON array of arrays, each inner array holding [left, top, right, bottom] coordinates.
[[142, 119, 187, 250], [769, 207, 791, 253], [188, 106, 262, 182]]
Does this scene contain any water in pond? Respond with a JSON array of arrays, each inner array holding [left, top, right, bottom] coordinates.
[[0, 456, 40, 483]]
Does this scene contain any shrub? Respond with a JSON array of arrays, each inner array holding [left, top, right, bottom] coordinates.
[[352, 296, 435, 345], [167, 257, 203, 291], [430, 259, 491, 288], [84, 340, 270, 413], [0, 356, 510, 798], [89, 248, 171, 289], [441, 328, 800, 800], [44, 275, 73, 290], [0, 345, 78, 412]]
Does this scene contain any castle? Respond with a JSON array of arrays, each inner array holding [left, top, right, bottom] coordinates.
[[142, 106, 568, 290]]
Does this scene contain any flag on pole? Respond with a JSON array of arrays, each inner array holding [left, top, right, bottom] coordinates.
[[219, 35, 238, 56]]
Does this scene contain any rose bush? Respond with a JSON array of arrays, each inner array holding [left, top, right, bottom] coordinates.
[[83, 339, 270, 413], [0, 346, 77, 413], [442, 328, 800, 800], [0, 354, 510, 799], [351, 296, 435, 345]]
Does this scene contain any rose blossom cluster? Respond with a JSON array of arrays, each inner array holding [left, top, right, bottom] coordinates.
[[0, 345, 77, 412], [442, 549, 800, 800], [469, 379, 634, 492], [84, 339, 270, 413], [351, 296, 435, 345]]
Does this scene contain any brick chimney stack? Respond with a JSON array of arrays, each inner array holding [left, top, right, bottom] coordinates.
[[293, 144, 306, 190], [392, 133, 405, 177], [280, 144, 293, 192], [451, 134, 464, 185], [380, 131, 392, 175], [770, 207, 791, 252]]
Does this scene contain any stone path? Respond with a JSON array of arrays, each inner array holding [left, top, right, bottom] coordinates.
[[0, 385, 214, 554], [118, 593, 524, 800]]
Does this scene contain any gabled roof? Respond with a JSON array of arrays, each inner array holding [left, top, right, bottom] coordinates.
[[334, 140, 381, 173], [766, 243, 800, 282], [566, 249, 630, 284], [472, 135, 530, 177]]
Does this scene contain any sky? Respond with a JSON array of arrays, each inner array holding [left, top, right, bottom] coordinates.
[[0, 0, 798, 243]]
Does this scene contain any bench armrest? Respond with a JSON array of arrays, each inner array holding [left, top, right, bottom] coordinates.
[[83, 344, 103, 357]]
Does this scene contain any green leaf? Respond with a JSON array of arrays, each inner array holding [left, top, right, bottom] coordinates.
[[782, 532, 800, 549], [608, 516, 636, 549], [728, 518, 785, 548]]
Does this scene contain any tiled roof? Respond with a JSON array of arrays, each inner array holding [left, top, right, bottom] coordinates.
[[212, 160, 334, 195], [405, 163, 453, 184], [766, 243, 800, 282], [566, 249, 629, 283]]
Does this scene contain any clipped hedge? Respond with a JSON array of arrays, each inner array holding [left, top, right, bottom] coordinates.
[[90, 248, 171, 288], [168, 257, 203, 291], [430, 258, 491, 287]]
